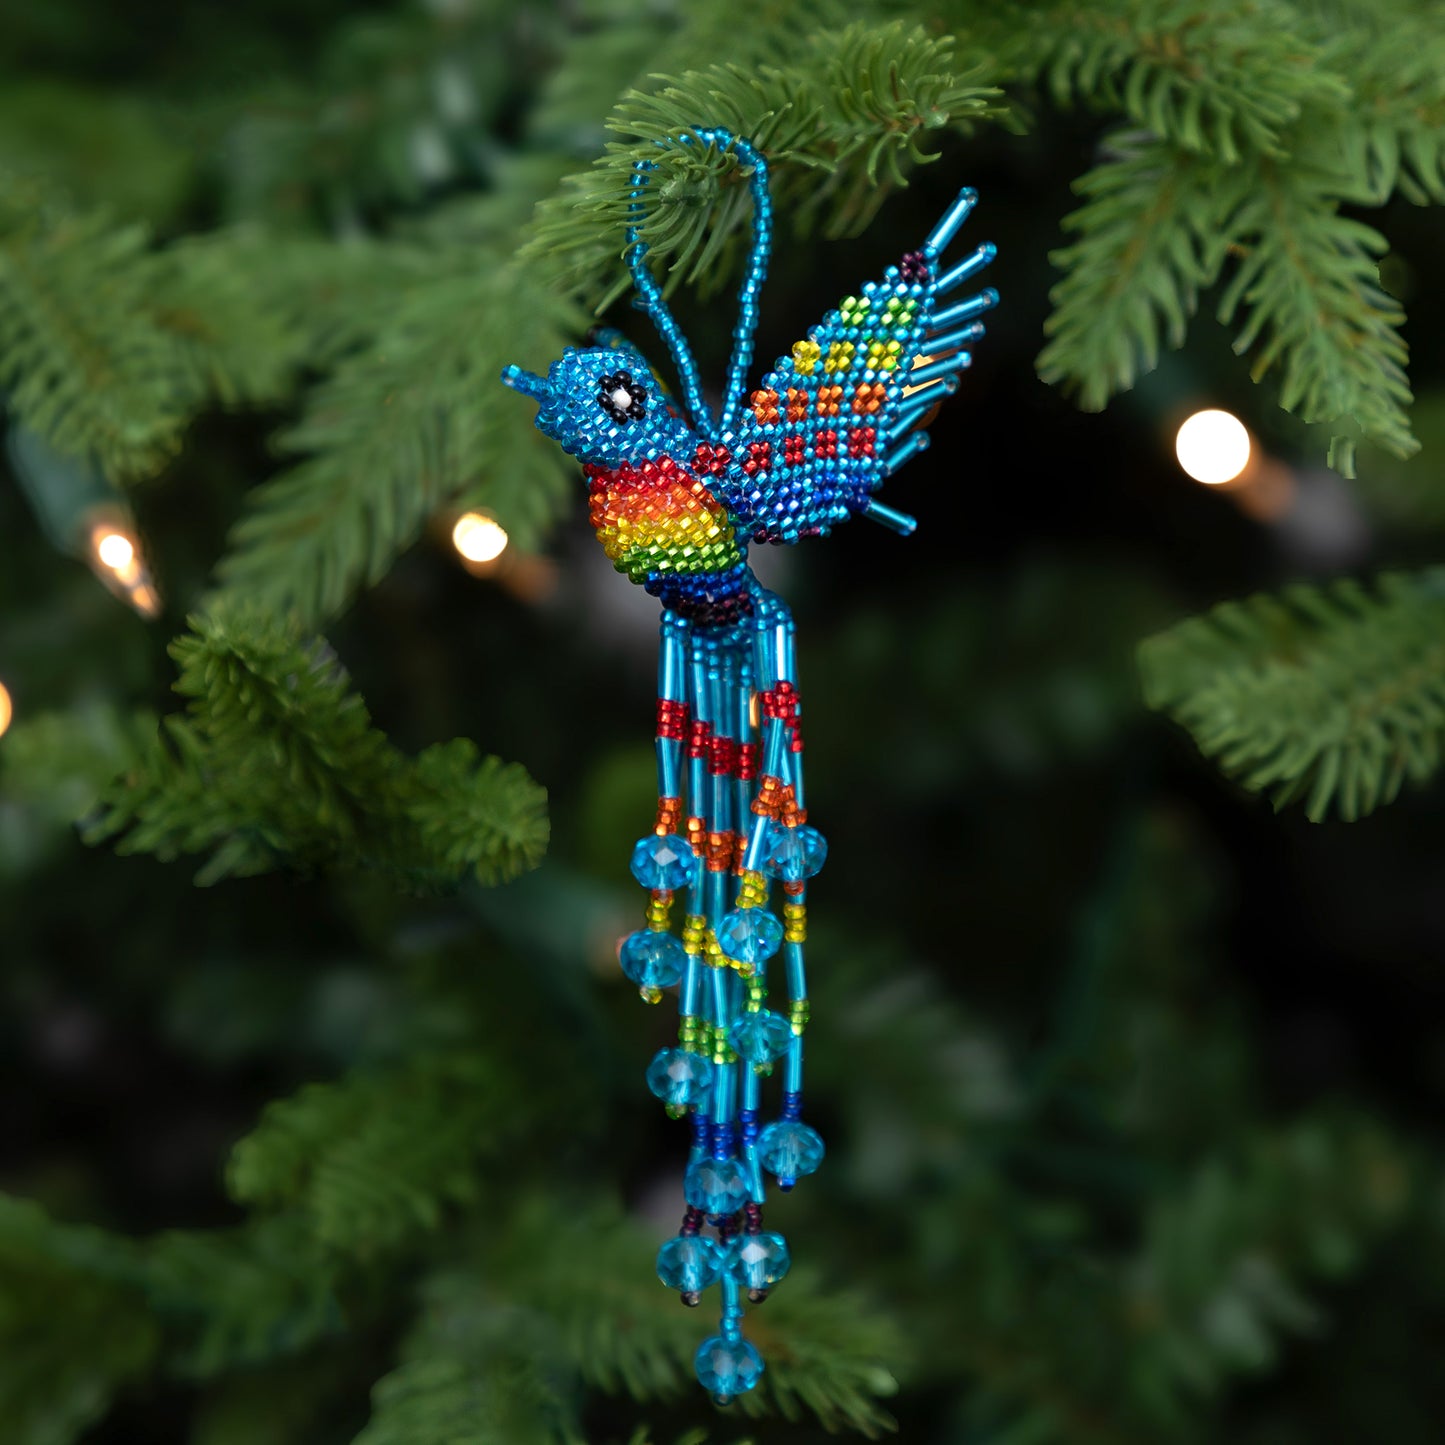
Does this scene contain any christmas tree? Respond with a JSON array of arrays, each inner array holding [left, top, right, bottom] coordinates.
[[4, 2, 1445, 1440]]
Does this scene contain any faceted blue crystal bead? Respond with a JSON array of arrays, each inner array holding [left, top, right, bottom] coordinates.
[[715, 908, 783, 966], [657, 1234, 724, 1304], [629, 833, 698, 892], [727, 1010, 794, 1065], [619, 929, 686, 990], [683, 1155, 750, 1216], [694, 1334, 765, 1403], [756, 1120, 825, 1189], [728, 1231, 792, 1300], [645, 1048, 712, 1107], [761, 821, 827, 883]]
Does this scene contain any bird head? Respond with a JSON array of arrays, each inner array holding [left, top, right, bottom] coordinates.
[[502, 342, 686, 468]]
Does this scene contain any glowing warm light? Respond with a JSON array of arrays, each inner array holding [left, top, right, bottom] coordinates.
[[1176, 409, 1252, 485], [96, 532, 135, 571], [129, 585, 162, 619], [85, 518, 158, 614], [452, 511, 509, 564], [0, 681, 11, 739]]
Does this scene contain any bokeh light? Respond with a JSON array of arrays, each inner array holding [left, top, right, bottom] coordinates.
[[1175, 408, 1252, 485], [96, 531, 136, 571], [452, 511, 509, 563]]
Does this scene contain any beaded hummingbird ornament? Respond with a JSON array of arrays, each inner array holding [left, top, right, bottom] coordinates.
[[502, 128, 996, 1405]]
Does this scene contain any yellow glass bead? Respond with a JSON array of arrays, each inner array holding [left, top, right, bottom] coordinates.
[[789, 998, 811, 1035], [792, 339, 821, 374], [682, 914, 707, 955], [640, 985, 664, 1004]]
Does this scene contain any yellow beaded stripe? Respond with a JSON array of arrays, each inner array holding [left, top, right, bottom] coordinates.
[[682, 914, 707, 955], [789, 998, 811, 1035], [645, 892, 672, 932], [734, 870, 768, 910], [782, 900, 806, 944]]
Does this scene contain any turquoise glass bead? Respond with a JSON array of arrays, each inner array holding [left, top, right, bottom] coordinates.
[[727, 1010, 793, 1065], [646, 1048, 712, 1107], [629, 833, 698, 891], [761, 821, 827, 883], [728, 1231, 791, 1300], [657, 1234, 724, 1304], [756, 1120, 825, 1189], [619, 929, 686, 990], [716, 907, 783, 966], [684, 1155, 750, 1215], [694, 1334, 764, 1403]]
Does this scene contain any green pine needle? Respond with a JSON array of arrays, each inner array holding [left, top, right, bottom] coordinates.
[[209, 255, 579, 626], [1139, 569, 1445, 820], [228, 1053, 514, 1252], [16, 610, 551, 886], [1038, 136, 1224, 408]]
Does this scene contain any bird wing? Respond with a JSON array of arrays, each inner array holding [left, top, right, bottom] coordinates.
[[717, 203, 996, 544]]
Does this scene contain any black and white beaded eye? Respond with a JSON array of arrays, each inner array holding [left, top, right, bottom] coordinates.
[[597, 370, 648, 423]]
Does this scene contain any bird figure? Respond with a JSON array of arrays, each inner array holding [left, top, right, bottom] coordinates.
[[502, 127, 996, 1405]]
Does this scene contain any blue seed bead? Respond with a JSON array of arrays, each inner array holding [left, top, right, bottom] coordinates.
[[761, 821, 827, 883], [727, 1010, 794, 1064], [657, 1234, 724, 1299], [757, 1120, 825, 1189], [619, 929, 686, 990], [629, 833, 698, 891], [728, 1231, 792, 1297], [715, 908, 783, 966], [646, 1048, 712, 1107], [684, 1155, 751, 1215], [695, 1334, 765, 1403]]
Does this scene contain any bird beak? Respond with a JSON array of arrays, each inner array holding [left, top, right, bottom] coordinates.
[[501, 365, 548, 404]]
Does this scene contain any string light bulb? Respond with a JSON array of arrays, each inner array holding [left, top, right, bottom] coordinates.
[[452, 511, 509, 564], [0, 680, 12, 740], [86, 518, 159, 614], [1176, 409, 1252, 485]]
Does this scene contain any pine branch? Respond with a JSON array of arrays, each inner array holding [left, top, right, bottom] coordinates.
[[207, 255, 580, 626], [1317, 21, 1445, 205], [1008, 0, 1349, 163], [524, 20, 1008, 305], [227, 1051, 514, 1253], [1138, 569, 1445, 821], [0, 176, 389, 484], [1037, 135, 1226, 408], [66, 610, 548, 885], [0, 184, 201, 481], [1215, 151, 1415, 473], [1125, 1115, 1411, 1410], [146, 1218, 345, 1378], [0, 1196, 157, 1445]]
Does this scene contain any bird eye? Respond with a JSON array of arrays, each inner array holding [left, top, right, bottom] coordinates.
[[598, 370, 648, 424]]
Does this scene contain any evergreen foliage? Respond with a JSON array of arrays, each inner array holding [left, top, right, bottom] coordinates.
[[6, 610, 548, 885], [4, 2, 1445, 1443], [1140, 570, 1445, 821]]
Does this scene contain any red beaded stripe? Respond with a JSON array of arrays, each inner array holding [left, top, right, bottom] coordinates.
[[657, 698, 689, 739]]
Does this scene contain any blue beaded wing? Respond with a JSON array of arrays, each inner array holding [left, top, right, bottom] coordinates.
[[716, 224, 997, 544]]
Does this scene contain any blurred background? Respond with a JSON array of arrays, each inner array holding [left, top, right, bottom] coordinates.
[[3, 2, 1445, 1443]]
